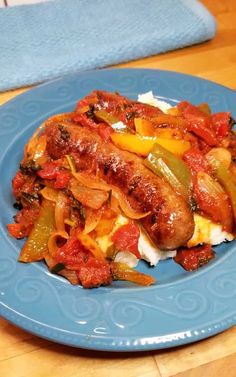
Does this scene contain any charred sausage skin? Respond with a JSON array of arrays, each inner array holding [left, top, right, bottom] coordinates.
[[44, 119, 194, 250]]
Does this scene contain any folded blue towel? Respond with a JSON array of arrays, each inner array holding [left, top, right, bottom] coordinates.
[[0, 0, 216, 92]]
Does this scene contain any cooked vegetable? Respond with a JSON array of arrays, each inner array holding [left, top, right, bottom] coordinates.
[[55, 191, 69, 232], [8, 89, 236, 289], [94, 109, 120, 126], [69, 178, 109, 210], [134, 117, 154, 136], [144, 143, 192, 200], [68, 167, 150, 220], [111, 222, 141, 258], [111, 133, 190, 157], [111, 262, 155, 286], [207, 151, 236, 221], [206, 148, 232, 169], [18, 199, 55, 262], [77, 233, 105, 261], [48, 231, 69, 257], [174, 244, 215, 271], [195, 172, 233, 232], [83, 207, 103, 234]]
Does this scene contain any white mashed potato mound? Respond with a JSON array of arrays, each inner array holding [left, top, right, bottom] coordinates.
[[187, 214, 234, 248], [138, 91, 172, 113]]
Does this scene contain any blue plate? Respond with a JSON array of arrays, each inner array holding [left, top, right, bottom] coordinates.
[[1, 68, 236, 352]]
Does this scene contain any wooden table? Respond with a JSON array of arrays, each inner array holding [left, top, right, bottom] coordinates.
[[1, 1, 236, 376]]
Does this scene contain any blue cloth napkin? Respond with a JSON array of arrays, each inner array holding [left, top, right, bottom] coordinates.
[[0, 0, 216, 92]]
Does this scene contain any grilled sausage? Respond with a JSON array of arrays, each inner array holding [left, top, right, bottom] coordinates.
[[44, 120, 195, 250]]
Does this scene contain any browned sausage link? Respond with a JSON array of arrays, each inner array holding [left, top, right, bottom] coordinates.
[[44, 122, 194, 250]]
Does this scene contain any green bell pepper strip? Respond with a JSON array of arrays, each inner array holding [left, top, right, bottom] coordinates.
[[144, 143, 192, 201], [208, 155, 236, 221], [94, 110, 132, 133], [19, 199, 56, 262]]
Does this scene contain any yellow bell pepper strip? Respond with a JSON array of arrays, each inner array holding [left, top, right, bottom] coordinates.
[[153, 127, 183, 140], [144, 144, 192, 201], [111, 262, 155, 286], [167, 107, 181, 116], [134, 118, 154, 136], [18, 199, 55, 262], [110, 133, 190, 157]]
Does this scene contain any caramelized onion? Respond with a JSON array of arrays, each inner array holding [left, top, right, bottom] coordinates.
[[70, 178, 109, 210], [66, 155, 150, 219], [40, 187, 58, 202], [83, 207, 103, 234], [55, 191, 69, 232], [196, 171, 233, 232], [45, 254, 79, 285], [72, 172, 150, 220], [25, 122, 46, 159], [48, 231, 69, 257], [206, 148, 232, 170]]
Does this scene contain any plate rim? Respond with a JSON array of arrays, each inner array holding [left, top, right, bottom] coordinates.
[[1, 67, 236, 352]]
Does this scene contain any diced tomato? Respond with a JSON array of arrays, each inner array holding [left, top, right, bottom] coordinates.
[[77, 261, 112, 288], [98, 123, 113, 142], [75, 92, 98, 111], [15, 207, 40, 224], [37, 161, 59, 179], [211, 112, 230, 137], [54, 170, 71, 189], [183, 147, 210, 175], [187, 120, 217, 146], [174, 244, 215, 271], [111, 222, 141, 258], [8, 223, 28, 239], [12, 171, 25, 197], [37, 161, 71, 189], [72, 113, 98, 129], [55, 234, 112, 288], [178, 102, 217, 146], [8, 207, 40, 239], [55, 236, 85, 264], [177, 101, 191, 113], [12, 171, 35, 198], [179, 101, 207, 118]]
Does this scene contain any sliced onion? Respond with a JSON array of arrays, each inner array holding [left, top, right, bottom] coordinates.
[[196, 171, 233, 232], [59, 269, 79, 285], [66, 154, 150, 219], [25, 122, 46, 158], [72, 172, 150, 220], [48, 230, 69, 257], [55, 191, 69, 232], [70, 178, 109, 210], [83, 207, 103, 234], [45, 252, 79, 285], [77, 232, 105, 261], [40, 187, 58, 202], [32, 134, 47, 162], [206, 148, 232, 170]]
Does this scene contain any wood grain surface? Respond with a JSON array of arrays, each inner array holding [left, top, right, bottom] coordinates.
[[1, 1, 236, 376]]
